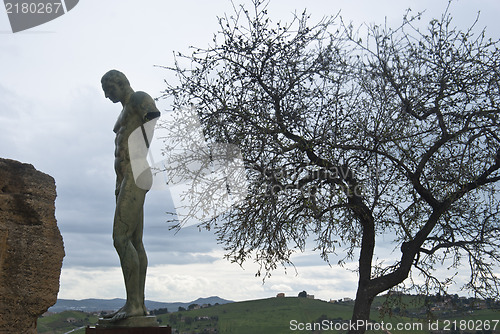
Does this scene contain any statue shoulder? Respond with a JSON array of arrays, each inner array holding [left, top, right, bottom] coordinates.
[[129, 91, 160, 120], [130, 91, 156, 108]]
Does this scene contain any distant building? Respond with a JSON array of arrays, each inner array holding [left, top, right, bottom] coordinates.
[[276, 293, 285, 298], [306, 294, 314, 299], [474, 301, 488, 310], [343, 297, 354, 302], [388, 291, 403, 296], [329, 299, 342, 303]]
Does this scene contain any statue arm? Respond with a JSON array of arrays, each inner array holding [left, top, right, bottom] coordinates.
[[130, 91, 161, 123]]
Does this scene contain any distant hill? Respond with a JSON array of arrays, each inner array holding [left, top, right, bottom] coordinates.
[[48, 296, 233, 313], [40, 295, 500, 334], [157, 296, 500, 334], [157, 297, 353, 334]]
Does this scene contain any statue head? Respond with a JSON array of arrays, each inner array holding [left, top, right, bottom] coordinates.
[[101, 70, 132, 104]]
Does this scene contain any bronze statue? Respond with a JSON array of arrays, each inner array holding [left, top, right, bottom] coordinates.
[[100, 70, 160, 323]]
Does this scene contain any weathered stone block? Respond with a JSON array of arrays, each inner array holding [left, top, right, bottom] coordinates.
[[0, 158, 65, 333]]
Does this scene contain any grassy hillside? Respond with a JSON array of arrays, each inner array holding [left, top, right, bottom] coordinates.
[[157, 297, 351, 334], [37, 310, 98, 334], [157, 296, 500, 334], [38, 295, 500, 334]]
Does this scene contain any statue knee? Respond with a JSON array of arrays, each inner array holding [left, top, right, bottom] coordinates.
[[113, 234, 128, 253]]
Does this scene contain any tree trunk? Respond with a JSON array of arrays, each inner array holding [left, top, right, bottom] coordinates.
[[348, 284, 376, 334], [345, 211, 443, 334], [344, 192, 377, 334]]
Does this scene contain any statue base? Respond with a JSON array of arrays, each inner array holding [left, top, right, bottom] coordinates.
[[97, 315, 160, 328], [86, 327, 171, 334], [86, 316, 171, 333]]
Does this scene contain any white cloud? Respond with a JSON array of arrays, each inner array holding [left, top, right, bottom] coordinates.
[[59, 266, 125, 300], [270, 284, 294, 293], [59, 256, 360, 302]]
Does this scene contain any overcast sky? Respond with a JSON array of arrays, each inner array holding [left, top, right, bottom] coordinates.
[[1, 0, 499, 304]]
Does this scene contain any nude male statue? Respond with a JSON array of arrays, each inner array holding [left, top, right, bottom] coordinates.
[[101, 70, 160, 322]]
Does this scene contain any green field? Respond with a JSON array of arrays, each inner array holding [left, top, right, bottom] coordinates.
[[37, 310, 98, 334], [157, 297, 352, 334], [38, 296, 500, 334], [155, 297, 498, 334]]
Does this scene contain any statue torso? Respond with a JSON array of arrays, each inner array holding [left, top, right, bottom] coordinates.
[[113, 92, 158, 180]]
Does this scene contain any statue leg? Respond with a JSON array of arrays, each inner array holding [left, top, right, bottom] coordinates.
[[110, 176, 148, 321], [133, 207, 148, 315]]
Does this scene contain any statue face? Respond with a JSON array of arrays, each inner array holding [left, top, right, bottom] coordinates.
[[102, 81, 123, 103]]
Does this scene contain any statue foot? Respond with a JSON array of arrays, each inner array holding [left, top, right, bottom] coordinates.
[[101, 306, 123, 319], [108, 303, 146, 322]]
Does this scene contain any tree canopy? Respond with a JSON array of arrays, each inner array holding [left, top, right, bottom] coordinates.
[[161, 1, 500, 332]]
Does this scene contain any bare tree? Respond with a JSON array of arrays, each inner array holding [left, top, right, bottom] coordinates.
[[161, 1, 500, 332]]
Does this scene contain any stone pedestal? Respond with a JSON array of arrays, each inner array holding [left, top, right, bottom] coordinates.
[[96, 316, 160, 328], [86, 327, 171, 334], [86, 316, 171, 334]]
